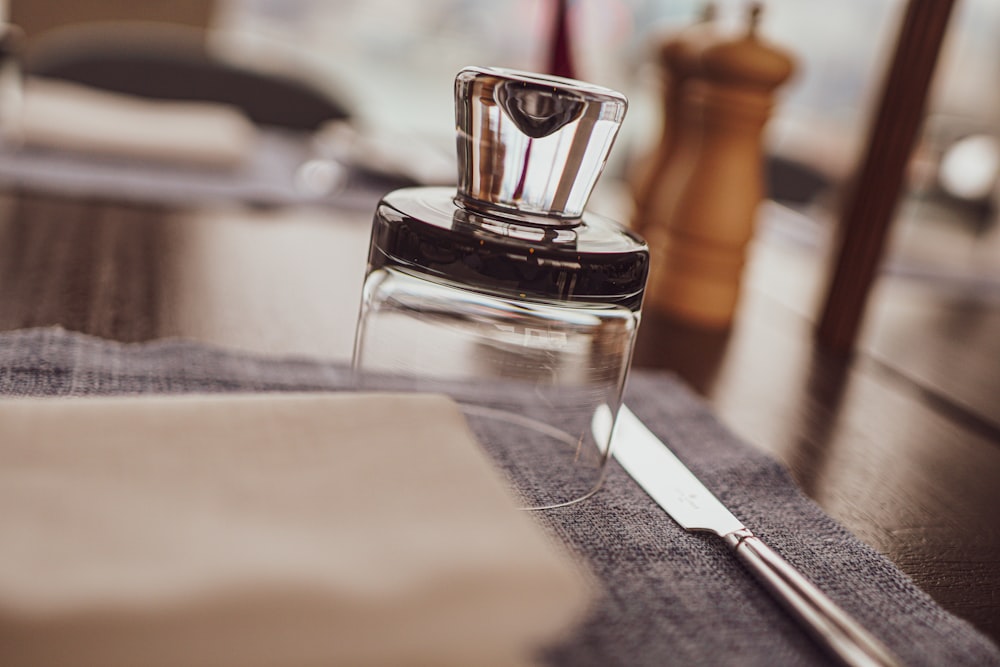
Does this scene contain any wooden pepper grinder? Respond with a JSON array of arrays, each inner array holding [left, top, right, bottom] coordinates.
[[630, 3, 718, 237], [645, 4, 794, 328]]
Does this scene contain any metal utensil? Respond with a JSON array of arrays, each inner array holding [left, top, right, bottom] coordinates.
[[593, 405, 902, 667]]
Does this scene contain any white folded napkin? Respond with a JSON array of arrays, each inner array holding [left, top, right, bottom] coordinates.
[[14, 77, 257, 168], [0, 393, 591, 667]]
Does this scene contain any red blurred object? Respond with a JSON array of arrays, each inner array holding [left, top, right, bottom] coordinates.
[[547, 0, 576, 79]]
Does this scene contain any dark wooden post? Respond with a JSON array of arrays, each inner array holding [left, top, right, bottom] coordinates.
[[816, 0, 957, 351]]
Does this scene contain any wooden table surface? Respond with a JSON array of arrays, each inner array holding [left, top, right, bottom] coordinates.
[[2, 186, 998, 644]]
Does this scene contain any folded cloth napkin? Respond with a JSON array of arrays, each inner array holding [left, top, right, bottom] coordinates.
[[0, 390, 591, 667], [14, 77, 257, 168], [2, 327, 1000, 667]]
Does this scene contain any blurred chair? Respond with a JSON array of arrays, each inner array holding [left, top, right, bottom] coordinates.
[[10, 0, 350, 131], [816, 0, 956, 351]]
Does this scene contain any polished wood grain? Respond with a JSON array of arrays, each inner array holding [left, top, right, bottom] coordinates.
[[635, 216, 1000, 642], [1, 187, 998, 643]]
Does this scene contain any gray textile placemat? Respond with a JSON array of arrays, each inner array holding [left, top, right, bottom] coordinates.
[[2, 327, 998, 667]]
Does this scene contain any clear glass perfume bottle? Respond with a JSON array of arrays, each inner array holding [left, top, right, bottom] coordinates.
[[352, 66, 647, 509]]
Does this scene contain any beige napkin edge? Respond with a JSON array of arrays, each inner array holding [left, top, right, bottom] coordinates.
[[15, 76, 257, 168], [0, 392, 594, 667]]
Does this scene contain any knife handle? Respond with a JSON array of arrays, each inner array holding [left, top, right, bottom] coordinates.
[[724, 529, 902, 667]]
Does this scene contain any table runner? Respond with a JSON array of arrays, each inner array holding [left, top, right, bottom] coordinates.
[[2, 326, 998, 667]]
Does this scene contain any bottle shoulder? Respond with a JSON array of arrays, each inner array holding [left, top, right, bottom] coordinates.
[[368, 187, 648, 310]]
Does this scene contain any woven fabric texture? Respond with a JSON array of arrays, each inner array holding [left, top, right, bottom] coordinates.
[[2, 327, 998, 667]]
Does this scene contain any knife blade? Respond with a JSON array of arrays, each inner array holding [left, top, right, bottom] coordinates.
[[593, 405, 902, 667]]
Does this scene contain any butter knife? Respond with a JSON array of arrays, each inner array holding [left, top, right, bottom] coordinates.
[[594, 405, 902, 667]]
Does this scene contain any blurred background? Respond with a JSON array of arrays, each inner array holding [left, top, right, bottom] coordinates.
[[8, 0, 1000, 299], [4, 0, 1000, 646]]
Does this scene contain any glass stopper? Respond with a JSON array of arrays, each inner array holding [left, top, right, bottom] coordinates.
[[454, 66, 627, 222]]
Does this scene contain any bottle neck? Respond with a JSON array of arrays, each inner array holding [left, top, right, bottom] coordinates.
[[454, 193, 585, 229]]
